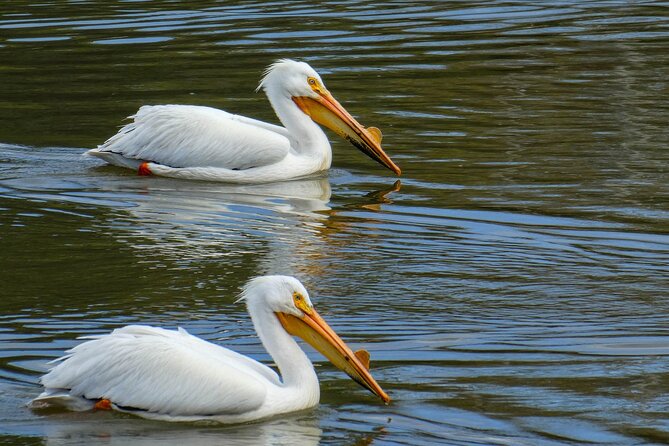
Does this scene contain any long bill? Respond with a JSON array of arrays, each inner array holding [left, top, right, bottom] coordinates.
[[276, 310, 390, 403], [293, 93, 401, 175]]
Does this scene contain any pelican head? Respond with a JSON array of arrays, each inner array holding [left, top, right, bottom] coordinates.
[[258, 60, 401, 175], [242, 275, 390, 403]]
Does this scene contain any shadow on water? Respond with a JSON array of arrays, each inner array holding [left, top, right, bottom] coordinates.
[[0, 144, 406, 287]]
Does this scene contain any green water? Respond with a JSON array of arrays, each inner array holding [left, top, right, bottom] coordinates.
[[1, 2, 668, 445]]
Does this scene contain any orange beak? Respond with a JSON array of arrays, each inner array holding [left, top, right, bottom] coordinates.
[[276, 309, 390, 403], [293, 91, 401, 175]]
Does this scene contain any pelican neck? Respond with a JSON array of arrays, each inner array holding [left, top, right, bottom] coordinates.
[[248, 303, 319, 390], [265, 89, 331, 158]]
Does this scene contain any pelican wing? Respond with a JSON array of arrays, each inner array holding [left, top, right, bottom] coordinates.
[[39, 325, 278, 416], [93, 105, 291, 170]]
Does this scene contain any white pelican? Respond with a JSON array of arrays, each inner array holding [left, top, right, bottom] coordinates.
[[32, 276, 390, 423], [87, 59, 401, 183]]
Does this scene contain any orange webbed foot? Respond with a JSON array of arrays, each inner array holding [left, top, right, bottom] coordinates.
[[138, 162, 152, 176], [94, 399, 112, 410]]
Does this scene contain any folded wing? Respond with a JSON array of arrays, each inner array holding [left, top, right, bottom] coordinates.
[[39, 325, 277, 416], [92, 105, 291, 170]]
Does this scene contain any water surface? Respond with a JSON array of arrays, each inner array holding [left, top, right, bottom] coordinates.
[[1, 1, 669, 445]]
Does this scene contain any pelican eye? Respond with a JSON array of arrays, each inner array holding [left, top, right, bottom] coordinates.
[[307, 77, 317, 86], [292, 292, 312, 314]]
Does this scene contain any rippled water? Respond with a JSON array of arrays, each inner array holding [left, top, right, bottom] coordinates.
[[1, 1, 669, 445]]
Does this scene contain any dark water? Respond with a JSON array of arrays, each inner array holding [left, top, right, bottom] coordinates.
[[1, 1, 669, 445]]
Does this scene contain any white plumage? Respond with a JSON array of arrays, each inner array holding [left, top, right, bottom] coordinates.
[[87, 59, 400, 183], [100, 105, 290, 170], [32, 276, 389, 423], [39, 326, 273, 418]]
